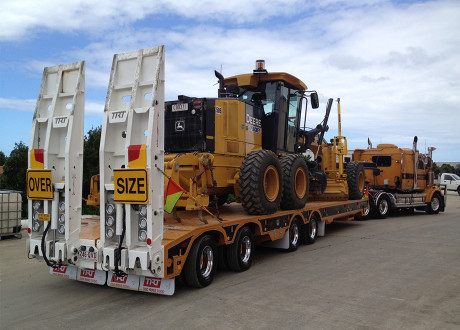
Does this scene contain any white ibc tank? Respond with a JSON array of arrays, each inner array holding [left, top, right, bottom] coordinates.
[[0, 190, 22, 236]]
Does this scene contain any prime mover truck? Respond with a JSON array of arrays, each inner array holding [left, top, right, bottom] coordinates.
[[26, 46, 367, 295]]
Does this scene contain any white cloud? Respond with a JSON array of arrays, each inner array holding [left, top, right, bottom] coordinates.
[[0, 97, 35, 111], [0, 97, 104, 115], [1, 0, 459, 159]]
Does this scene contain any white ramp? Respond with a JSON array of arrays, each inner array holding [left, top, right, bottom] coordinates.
[[27, 61, 85, 265], [100, 46, 165, 278]]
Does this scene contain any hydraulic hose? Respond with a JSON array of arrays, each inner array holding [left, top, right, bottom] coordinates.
[[114, 205, 126, 277], [41, 221, 60, 268]]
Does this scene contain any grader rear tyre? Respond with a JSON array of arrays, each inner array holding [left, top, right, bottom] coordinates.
[[239, 150, 282, 215], [345, 161, 365, 200], [280, 155, 309, 210]]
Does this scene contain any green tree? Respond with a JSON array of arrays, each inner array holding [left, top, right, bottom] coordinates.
[[82, 126, 101, 215], [0, 151, 6, 166], [0, 142, 28, 217], [440, 163, 455, 175], [455, 164, 460, 176]]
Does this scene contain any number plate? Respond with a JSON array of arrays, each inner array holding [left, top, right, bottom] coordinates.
[[27, 169, 53, 200], [172, 103, 188, 112], [38, 213, 50, 221], [78, 249, 98, 262], [114, 168, 149, 203]]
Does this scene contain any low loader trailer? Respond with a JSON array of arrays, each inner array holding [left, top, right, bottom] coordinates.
[[27, 46, 367, 295]]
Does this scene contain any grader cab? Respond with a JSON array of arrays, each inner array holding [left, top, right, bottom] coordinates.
[[164, 60, 322, 214]]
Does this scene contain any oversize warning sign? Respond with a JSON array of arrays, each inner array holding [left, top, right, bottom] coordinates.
[[27, 169, 53, 200], [114, 169, 149, 203]]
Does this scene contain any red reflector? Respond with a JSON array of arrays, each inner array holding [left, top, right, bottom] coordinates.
[[27, 228, 31, 234], [34, 149, 44, 164], [128, 145, 142, 162], [147, 238, 152, 245]]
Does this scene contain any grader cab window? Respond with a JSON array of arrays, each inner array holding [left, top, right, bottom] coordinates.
[[237, 82, 277, 115]]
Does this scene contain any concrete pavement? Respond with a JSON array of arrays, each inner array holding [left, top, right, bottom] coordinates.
[[1, 192, 459, 329]]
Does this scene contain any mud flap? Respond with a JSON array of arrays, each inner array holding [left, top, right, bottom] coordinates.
[[77, 268, 107, 285], [49, 265, 78, 280], [139, 276, 175, 295], [107, 271, 140, 291]]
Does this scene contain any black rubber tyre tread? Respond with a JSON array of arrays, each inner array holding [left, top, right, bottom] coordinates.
[[345, 162, 365, 200], [457, 186, 460, 196], [426, 192, 442, 214], [373, 195, 391, 219], [288, 219, 301, 252], [183, 235, 217, 288], [227, 226, 254, 272], [301, 214, 318, 245], [280, 154, 309, 210], [239, 150, 282, 215]]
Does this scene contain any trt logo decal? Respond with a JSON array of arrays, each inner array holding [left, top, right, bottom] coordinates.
[[144, 277, 162, 288]]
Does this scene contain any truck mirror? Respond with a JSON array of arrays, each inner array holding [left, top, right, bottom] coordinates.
[[310, 92, 319, 109]]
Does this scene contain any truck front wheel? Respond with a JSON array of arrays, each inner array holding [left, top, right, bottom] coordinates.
[[373, 195, 390, 219], [183, 235, 217, 288], [426, 193, 442, 214]]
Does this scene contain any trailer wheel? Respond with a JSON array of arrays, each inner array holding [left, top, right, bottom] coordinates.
[[345, 162, 365, 200], [373, 195, 390, 219], [288, 219, 301, 252], [426, 193, 441, 214], [355, 202, 371, 221], [280, 155, 309, 210], [301, 214, 318, 245], [239, 150, 282, 215], [227, 226, 254, 272], [183, 235, 217, 288]]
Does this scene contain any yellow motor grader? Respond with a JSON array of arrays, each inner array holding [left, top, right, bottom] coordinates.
[[163, 61, 365, 214]]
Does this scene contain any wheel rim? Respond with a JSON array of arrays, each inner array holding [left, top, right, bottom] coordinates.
[[200, 246, 214, 278], [309, 219, 317, 239], [379, 199, 389, 215], [240, 236, 252, 263], [431, 196, 440, 211], [290, 223, 299, 246], [364, 206, 370, 216], [294, 167, 307, 199], [264, 165, 279, 202]]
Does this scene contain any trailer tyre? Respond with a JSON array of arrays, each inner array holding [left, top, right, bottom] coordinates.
[[373, 195, 390, 219], [426, 193, 442, 214], [301, 214, 318, 245], [288, 219, 301, 251], [227, 226, 254, 272], [280, 155, 309, 210], [183, 235, 217, 288], [345, 162, 365, 200], [239, 150, 282, 215]]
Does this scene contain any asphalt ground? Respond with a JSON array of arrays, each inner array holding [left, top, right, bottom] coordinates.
[[1, 192, 459, 329]]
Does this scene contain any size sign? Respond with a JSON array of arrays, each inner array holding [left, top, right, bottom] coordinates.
[[27, 169, 53, 200], [114, 169, 149, 203]]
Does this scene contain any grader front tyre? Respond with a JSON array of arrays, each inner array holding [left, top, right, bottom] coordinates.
[[280, 155, 309, 210], [239, 150, 282, 215], [345, 161, 365, 200]]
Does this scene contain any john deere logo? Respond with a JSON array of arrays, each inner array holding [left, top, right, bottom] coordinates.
[[175, 121, 185, 132]]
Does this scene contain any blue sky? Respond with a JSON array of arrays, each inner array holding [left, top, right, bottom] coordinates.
[[1, 0, 459, 161]]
